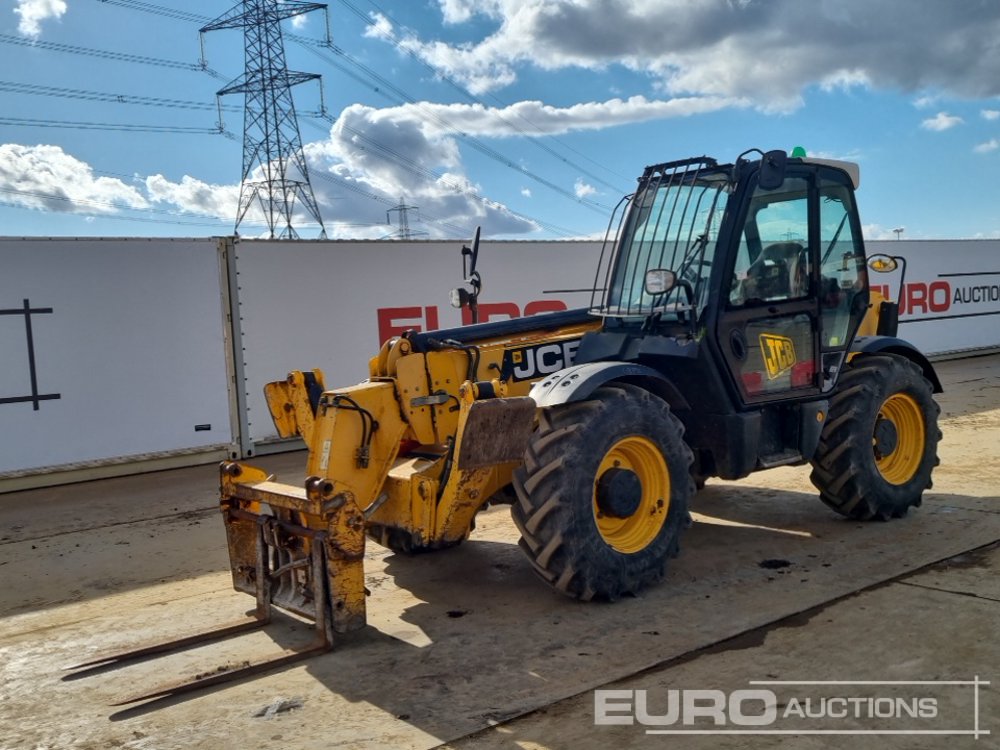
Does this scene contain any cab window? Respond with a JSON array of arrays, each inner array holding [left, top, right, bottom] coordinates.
[[729, 177, 811, 306], [819, 181, 866, 348]]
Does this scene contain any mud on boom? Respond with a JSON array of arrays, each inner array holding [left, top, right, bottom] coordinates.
[[72, 148, 942, 703]]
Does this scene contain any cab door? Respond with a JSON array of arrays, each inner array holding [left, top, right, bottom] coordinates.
[[716, 171, 822, 405]]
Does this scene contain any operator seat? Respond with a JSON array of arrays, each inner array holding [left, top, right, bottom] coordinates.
[[743, 241, 807, 301]]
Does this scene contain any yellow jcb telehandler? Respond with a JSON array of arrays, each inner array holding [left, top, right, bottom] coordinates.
[[70, 148, 941, 704]]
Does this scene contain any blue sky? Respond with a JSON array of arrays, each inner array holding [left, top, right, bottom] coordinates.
[[1, 0, 999, 241]]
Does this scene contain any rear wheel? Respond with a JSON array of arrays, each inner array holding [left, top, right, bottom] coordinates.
[[810, 354, 941, 520], [512, 383, 693, 600]]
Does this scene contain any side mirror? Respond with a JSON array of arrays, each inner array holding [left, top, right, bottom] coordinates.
[[867, 254, 899, 273], [450, 286, 471, 309], [644, 269, 677, 295], [453, 227, 482, 322], [758, 150, 788, 191], [866, 253, 907, 306]]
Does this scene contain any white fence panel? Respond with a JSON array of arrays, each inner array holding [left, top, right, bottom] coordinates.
[[0, 238, 233, 474], [3, 236, 998, 480]]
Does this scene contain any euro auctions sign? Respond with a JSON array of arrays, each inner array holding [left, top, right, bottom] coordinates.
[[867, 239, 1000, 356], [594, 678, 990, 738]]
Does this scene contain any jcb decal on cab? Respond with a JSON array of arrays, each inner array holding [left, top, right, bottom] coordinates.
[[503, 339, 581, 382], [760, 333, 796, 379]]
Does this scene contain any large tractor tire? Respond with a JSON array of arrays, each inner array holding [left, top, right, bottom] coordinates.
[[810, 354, 941, 520], [511, 383, 693, 600]]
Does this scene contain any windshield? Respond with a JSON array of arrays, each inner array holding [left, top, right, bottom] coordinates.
[[598, 162, 730, 319]]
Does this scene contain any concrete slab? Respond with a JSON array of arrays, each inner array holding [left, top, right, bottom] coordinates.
[[901, 542, 1000, 602], [445, 545, 1000, 750], [1, 487, 998, 749]]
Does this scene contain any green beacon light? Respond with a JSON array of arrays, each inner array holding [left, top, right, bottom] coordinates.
[[791, 145, 807, 158]]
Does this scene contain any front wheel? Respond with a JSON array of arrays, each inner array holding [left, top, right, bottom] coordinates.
[[512, 383, 693, 600], [810, 354, 941, 520]]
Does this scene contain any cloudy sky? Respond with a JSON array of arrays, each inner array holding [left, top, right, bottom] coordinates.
[[1, 0, 999, 240]]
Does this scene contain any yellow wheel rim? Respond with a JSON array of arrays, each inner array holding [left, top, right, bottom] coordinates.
[[592, 436, 670, 554], [874, 393, 925, 485]]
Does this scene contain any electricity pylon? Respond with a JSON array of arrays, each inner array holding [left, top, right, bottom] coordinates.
[[386, 197, 427, 240], [202, 1, 327, 239]]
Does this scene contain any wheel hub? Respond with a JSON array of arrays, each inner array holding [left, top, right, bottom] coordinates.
[[592, 434, 671, 554], [873, 416, 899, 460], [596, 468, 643, 518], [874, 392, 926, 485]]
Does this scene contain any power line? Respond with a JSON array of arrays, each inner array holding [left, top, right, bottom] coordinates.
[[95, 0, 207, 24], [0, 116, 227, 135], [0, 79, 331, 134], [0, 33, 225, 79], [0, 79, 241, 112]]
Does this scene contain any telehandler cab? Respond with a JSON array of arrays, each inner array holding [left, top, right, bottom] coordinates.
[[70, 148, 941, 704]]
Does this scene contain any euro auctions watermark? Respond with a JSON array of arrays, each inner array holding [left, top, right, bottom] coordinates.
[[595, 677, 990, 738]]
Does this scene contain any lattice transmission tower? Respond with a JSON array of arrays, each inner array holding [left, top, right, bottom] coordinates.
[[201, 1, 327, 239], [385, 197, 427, 240]]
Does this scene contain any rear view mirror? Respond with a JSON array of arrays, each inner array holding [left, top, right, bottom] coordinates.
[[644, 269, 677, 295]]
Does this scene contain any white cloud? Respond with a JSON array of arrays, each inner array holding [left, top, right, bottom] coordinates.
[[278, 0, 312, 29], [363, 12, 393, 41], [520, 188, 532, 198], [14, 0, 66, 38], [819, 68, 871, 92], [378, 1, 1000, 111], [982, 109, 1000, 121], [574, 179, 596, 199], [329, 95, 741, 141], [863, 223, 908, 241], [306, 104, 536, 236], [436, 0, 505, 25], [974, 139, 999, 154], [0, 144, 148, 213], [921, 111, 963, 131], [145, 174, 239, 219], [912, 94, 939, 109]]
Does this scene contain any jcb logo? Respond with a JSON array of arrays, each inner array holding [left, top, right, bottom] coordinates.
[[504, 339, 581, 382], [760, 334, 796, 379]]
